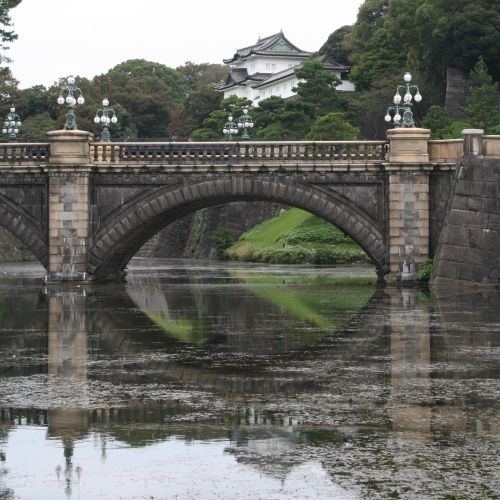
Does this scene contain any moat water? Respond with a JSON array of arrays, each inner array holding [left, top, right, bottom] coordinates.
[[0, 259, 499, 500]]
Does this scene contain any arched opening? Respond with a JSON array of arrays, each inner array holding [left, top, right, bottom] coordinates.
[[0, 201, 49, 269], [88, 177, 389, 281]]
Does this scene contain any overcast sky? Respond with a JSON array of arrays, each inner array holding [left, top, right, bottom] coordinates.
[[6, 0, 364, 89]]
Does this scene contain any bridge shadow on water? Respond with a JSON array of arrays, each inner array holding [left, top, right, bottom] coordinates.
[[0, 262, 499, 498]]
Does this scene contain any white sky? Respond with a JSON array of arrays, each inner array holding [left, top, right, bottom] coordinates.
[[6, 0, 364, 89]]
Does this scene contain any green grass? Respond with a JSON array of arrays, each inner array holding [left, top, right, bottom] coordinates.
[[225, 208, 369, 264]]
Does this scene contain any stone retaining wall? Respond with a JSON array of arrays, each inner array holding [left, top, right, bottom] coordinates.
[[431, 155, 500, 288]]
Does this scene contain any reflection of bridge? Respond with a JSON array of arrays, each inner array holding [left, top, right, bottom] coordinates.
[[0, 128, 496, 284]]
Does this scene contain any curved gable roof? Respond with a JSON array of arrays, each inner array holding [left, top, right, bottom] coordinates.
[[223, 32, 312, 64]]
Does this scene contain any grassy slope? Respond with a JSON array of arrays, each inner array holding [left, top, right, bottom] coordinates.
[[225, 208, 369, 264]]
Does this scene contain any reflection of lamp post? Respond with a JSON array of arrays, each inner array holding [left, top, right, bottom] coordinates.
[[57, 75, 85, 130], [93, 98, 118, 142], [2, 105, 21, 142], [223, 114, 238, 141], [385, 72, 422, 128], [238, 107, 253, 139]]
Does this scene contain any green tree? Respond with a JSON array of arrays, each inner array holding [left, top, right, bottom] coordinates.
[[176, 61, 228, 91], [457, 58, 500, 133], [0, 66, 22, 118], [94, 72, 172, 137], [110, 59, 189, 108], [421, 106, 453, 139], [19, 84, 49, 118], [178, 85, 222, 136], [194, 95, 252, 139], [0, 0, 21, 63], [318, 25, 353, 67], [17, 111, 56, 140], [305, 112, 360, 140]]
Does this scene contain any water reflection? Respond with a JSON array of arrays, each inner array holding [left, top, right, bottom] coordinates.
[[0, 261, 499, 499]]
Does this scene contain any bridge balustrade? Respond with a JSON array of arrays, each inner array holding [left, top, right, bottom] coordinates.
[[0, 143, 50, 166], [90, 141, 389, 167]]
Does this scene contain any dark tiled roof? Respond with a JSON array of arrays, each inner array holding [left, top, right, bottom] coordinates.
[[223, 32, 311, 64], [216, 70, 272, 91], [316, 54, 350, 71], [251, 56, 350, 89]]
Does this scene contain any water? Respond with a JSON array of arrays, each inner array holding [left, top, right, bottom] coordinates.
[[0, 259, 499, 499]]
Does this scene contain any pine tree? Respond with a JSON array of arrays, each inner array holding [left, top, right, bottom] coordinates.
[[457, 58, 500, 133]]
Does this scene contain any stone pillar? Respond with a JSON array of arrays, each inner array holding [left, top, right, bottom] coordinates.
[[462, 129, 483, 157], [386, 128, 431, 282], [44, 130, 93, 284]]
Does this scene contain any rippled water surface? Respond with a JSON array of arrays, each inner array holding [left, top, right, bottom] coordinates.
[[0, 259, 499, 499]]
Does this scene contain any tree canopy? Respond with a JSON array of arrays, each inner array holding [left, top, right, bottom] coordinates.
[[0, 0, 21, 63]]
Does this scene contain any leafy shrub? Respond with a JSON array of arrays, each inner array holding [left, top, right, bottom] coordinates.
[[277, 216, 353, 245], [418, 258, 434, 280], [212, 227, 233, 251], [310, 248, 337, 264]]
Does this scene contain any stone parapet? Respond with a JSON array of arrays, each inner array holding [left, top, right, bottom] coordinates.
[[47, 130, 93, 166], [387, 128, 430, 164]]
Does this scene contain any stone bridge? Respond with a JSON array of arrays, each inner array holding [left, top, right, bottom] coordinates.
[[0, 128, 494, 285]]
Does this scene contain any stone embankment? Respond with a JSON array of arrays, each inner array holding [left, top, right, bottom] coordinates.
[[0, 227, 36, 263], [431, 130, 500, 288], [138, 201, 284, 259]]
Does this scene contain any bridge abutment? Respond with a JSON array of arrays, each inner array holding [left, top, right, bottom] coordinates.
[[44, 131, 94, 284], [385, 128, 431, 282]]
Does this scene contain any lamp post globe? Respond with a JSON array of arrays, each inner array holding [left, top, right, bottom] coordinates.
[[57, 75, 85, 130], [2, 105, 22, 143], [223, 114, 238, 141], [94, 97, 118, 142], [238, 106, 253, 140], [385, 72, 423, 128]]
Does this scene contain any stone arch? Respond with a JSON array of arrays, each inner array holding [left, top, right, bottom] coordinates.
[[0, 198, 49, 269], [88, 176, 389, 281]]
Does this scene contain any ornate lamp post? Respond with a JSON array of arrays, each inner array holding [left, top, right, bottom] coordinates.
[[385, 72, 422, 128], [93, 98, 118, 142], [56, 75, 85, 130], [2, 106, 22, 142], [238, 107, 253, 139], [223, 114, 238, 140]]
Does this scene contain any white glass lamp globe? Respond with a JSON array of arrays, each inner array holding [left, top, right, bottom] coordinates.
[[238, 122, 242, 128], [384, 113, 392, 122], [100, 116, 107, 123], [223, 128, 228, 134], [9, 120, 14, 126], [404, 72, 412, 82], [394, 113, 401, 122], [249, 122, 254, 128], [404, 92, 412, 103], [234, 129, 238, 134], [4, 121, 8, 127], [414, 92, 422, 102], [102, 98, 109, 106], [16, 121, 21, 127], [65, 96, 73, 104], [68, 76, 75, 85], [77, 96, 85, 105], [111, 116, 118, 124], [10, 107, 15, 113], [13, 128, 18, 133], [393, 93, 401, 105], [8, 128, 12, 133], [228, 116, 233, 122], [243, 108, 248, 115], [2, 129, 6, 134], [57, 96, 65, 105], [94, 116, 100, 124], [106, 117, 110, 124]]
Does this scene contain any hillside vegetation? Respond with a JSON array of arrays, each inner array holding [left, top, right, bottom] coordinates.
[[224, 208, 368, 265]]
